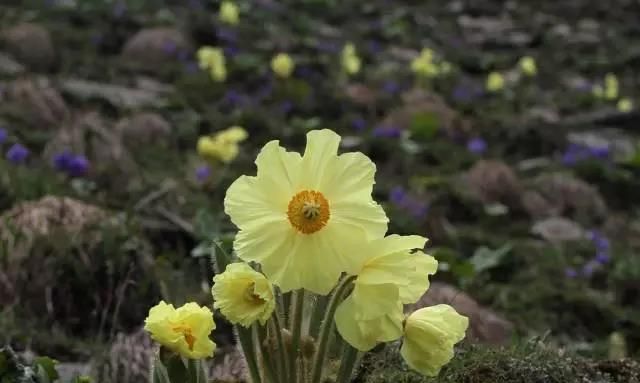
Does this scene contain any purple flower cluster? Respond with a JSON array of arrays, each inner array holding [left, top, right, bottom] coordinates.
[[373, 125, 402, 138], [0, 128, 7, 144], [565, 229, 611, 278], [195, 164, 211, 183], [6, 143, 29, 164], [388, 186, 429, 219], [561, 143, 610, 166], [52, 150, 89, 177], [466, 137, 487, 154], [351, 117, 367, 132]]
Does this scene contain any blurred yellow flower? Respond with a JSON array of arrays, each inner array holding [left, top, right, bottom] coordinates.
[[401, 305, 468, 376], [197, 126, 248, 163], [271, 53, 295, 78], [617, 98, 633, 112], [518, 56, 537, 76], [219, 1, 239, 25], [604, 73, 619, 100], [212, 262, 275, 327], [335, 235, 438, 351], [411, 48, 439, 78], [144, 301, 216, 359], [224, 129, 388, 294], [486, 71, 505, 92], [197, 46, 227, 82], [341, 43, 361, 75]]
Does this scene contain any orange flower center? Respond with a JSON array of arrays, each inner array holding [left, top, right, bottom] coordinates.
[[172, 324, 196, 350], [287, 190, 330, 234], [243, 282, 266, 305]]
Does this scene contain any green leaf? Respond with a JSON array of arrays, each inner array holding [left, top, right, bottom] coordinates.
[[410, 112, 440, 140], [33, 357, 58, 381], [151, 358, 172, 383], [469, 243, 512, 273]]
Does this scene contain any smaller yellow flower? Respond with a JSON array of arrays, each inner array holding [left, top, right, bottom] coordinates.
[[617, 98, 633, 113], [271, 53, 295, 78], [197, 46, 227, 82], [401, 305, 468, 377], [212, 262, 275, 327], [144, 301, 216, 359], [341, 43, 361, 75], [604, 73, 619, 100], [518, 56, 537, 76], [219, 1, 239, 25], [411, 48, 439, 78], [486, 71, 505, 92], [197, 126, 248, 163]]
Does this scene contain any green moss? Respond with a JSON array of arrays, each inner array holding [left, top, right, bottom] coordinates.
[[354, 343, 640, 383]]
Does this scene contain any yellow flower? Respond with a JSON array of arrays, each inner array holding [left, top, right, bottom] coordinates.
[[518, 56, 537, 76], [197, 126, 248, 163], [224, 129, 388, 294], [271, 53, 295, 78], [212, 262, 275, 327], [341, 43, 361, 75], [411, 48, 439, 78], [486, 72, 505, 92], [334, 235, 437, 351], [219, 1, 239, 25], [604, 73, 619, 100], [197, 46, 227, 82], [144, 301, 216, 359], [335, 296, 404, 351], [401, 305, 468, 376], [617, 98, 633, 112]]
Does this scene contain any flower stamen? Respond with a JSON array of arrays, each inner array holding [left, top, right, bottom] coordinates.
[[287, 190, 330, 234]]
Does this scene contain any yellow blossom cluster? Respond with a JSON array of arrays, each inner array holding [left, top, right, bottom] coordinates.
[[411, 48, 452, 78]]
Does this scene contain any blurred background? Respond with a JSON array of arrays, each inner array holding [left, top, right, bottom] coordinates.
[[1, 0, 639, 382]]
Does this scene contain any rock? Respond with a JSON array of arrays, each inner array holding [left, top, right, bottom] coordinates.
[[381, 88, 472, 139], [95, 328, 246, 383], [6, 78, 69, 127], [407, 282, 514, 345], [1, 23, 55, 71], [567, 129, 637, 161], [56, 363, 91, 382], [344, 83, 377, 106], [523, 173, 607, 223], [59, 78, 168, 109], [121, 27, 191, 71], [115, 112, 172, 147], [465, 160, 522, 207], [531, 217, 585, 243], [0, 51, 25, 76]]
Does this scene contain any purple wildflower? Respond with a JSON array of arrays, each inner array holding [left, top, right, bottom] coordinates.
[[217, 27, 237, 43], [162, 40, 177, 55], [382, 81, 400, 95], [587, 230, 610, 251], [66, 155, 89, 177], [588, 145, 610, 159], [452, 82, 483, 103], [223, 90, 246, 106], [224, 45, 239, 57], [195, 164, 211, 182], [52, 150, 73, 171], [373, 125, 402, 138], [351, 117, 367, 132], [6, 143, 29, 164], [467, 137, 487, 154], [389, 186, 406, 205], [0, 128, 7, 144], [595, 251, 611, 264]]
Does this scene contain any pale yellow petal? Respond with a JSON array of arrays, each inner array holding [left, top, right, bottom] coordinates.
[[398, 251, 438, 304], [298, 129, 341, 189], [350, 283, 399, 320]]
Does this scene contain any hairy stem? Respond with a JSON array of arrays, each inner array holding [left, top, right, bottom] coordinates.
[[309, 276, 356, 383], [236, 326, 262, 383], [335, 342, 359, 383], [288, 290, 305, 382]]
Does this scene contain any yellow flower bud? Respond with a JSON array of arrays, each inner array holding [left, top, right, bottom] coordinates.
[[197, 46, 227, 82], [197, 126, 248, 163], [518, 56, 537, 76], [271, 53, 295, 78], [401, 305, 468, 376], [411, 48, 439, 78], [604, 73, 619, 100], [617, 98, 633, 113], [486, 71, 505, 92], [212, 262, 275, 327], [219, 1, 239, 25], [144, 301, 216, 359], [341, 43, 361, 75]]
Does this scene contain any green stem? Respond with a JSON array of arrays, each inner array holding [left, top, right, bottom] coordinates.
[[288, 290, 305, 382], [270, 313, 288, 383], [257, 325, 278, 383], [308, 294, 328, 339], [335, 343, 359, 383], [236, 326, 262, 383], [309, 276, 355, 383]]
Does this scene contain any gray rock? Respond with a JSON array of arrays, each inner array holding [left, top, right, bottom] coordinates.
[[6, 78, 69, 127], [115, 112, 172, 147], [1, 23, 55, 71], [531, 217, 585, 243], [60, 78, 168, 109], [0, 51, 25, 76], [121, 27, 191, 71]]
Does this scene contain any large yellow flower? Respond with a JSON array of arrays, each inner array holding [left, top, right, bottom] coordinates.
[[144, 301, 216, 359], [401, 305, 468, 376], [197, 126, 248, 163], [224, 129, 388, 294], [212, 262, 275, 327], [334, 235, 437, 350]]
